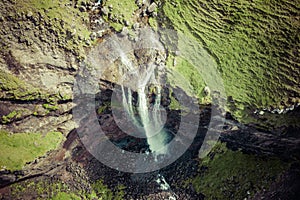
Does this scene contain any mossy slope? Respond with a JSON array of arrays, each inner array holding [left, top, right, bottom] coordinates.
[[161, 0, 300, 124], [186, 142, 288, 199]]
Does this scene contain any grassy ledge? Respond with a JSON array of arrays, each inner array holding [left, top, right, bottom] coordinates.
[[0, 130, 63, 171], [185, 142, 289, 199]]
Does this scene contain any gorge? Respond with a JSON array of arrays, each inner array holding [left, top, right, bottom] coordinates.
[[0, 0, 299, 199]]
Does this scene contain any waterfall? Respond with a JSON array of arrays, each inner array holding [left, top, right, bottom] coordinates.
[[137, 83, 168, 155], [118, 53, 168, 156], [121, 85, 140, 128]]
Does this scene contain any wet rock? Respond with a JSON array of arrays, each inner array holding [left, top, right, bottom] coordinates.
[[27, 11, 33, 18], [259, 111, 264, 115], [90, 32, 97, 40], [147, 2, 157, 13], [133, 22, 140, 30], [96, 30, 105, 38], [120, 27, 129, 37], [136, 0, 143, 7], [79, 5, 87, 12], [204, 86, 210, 96], [124, 19, 130, 26], [0, 173, 16, 186], [101, 7, 109, 15]]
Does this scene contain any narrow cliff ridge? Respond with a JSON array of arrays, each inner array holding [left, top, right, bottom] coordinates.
[[0, 0, 299, 199]]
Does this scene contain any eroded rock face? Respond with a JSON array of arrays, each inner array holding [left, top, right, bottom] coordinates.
[[0, 0, 85, 136], [0, 0, 89, 175]]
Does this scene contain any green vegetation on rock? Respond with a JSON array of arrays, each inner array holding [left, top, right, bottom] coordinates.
[[148, 17, 158, 30], [186, 142, 288, 199], [52, 192, 81, 200], [10, 178, 125, 200], [16, 0, 91, 58], [11, 179, 80, 200], [0, 130, 63, 171], [102, 0, 138, 32], [1, 110, 21, 124], [166, 55, 210, 103], [43, 103, 59, 111], [0, 69, 40, 100], [92, 179, 125, 200], [169, 92, 181, 110], [51, 192, 81, 200]]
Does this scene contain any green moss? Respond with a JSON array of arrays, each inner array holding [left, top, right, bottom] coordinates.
[[43, 103, 59, 111], [0, 130, 64, 171], [110, 22, 124, 32], [166, 55, 208, 102], [168, 90, 180, 110], [229, 104, 300, 131], [97, 104, 109, 114], [51, 192, 81, 200], [149, 17, 158, 30], [0, 69, 40, 100], [11, 179, 79, 200], [1, 111, 18, 123], [161, 0, 300, 124], [0, 70, 64, 104], [102, 0, 138, 32], [59, 93, 72, 101], [186, 142, 289, 199], [92, 180, 125, 200]]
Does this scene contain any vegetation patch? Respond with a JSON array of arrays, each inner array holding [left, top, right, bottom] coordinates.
[[97, 102, 110, 115], [185, 142, 289, 199], [166, 55, 209, 103], [10, 178, 125, 200], [1, 110, 22, 124], [102, 0, 138, 32], [0, 69, 40, 100], [169, 91, 181, 110], [228, 102, 300, 131], [42, 103, 59, 112], [51, 192, 81, 200], [11, 179, 79, 200], [92, 179, 125, 200], [0, 130, 63, 171]]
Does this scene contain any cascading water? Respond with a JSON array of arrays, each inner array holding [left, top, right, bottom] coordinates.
[[118, 53, 168, 156]]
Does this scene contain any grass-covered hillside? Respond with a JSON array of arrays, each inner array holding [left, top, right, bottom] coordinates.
[[160, 0, 300, 126]]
